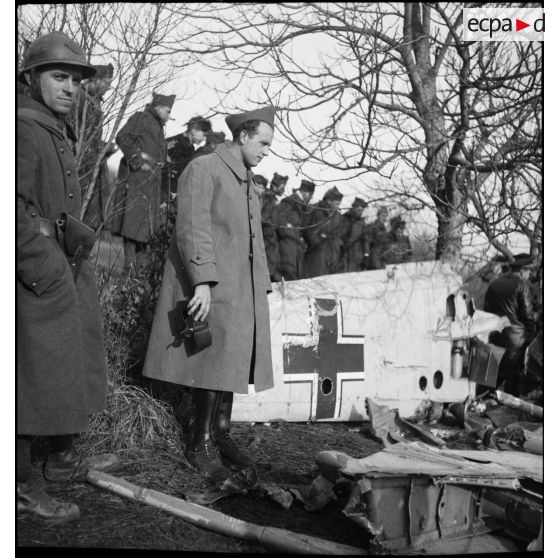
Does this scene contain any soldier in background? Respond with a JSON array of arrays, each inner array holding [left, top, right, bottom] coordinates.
[[167, 115, 212, 192], [252, 174, 268, 197], [303, 186, 345, 278], [275, 179, 315, 280], [340, 197, 369, 272], [484, 254, 537, 396], [110, 92, 175, 270], [191, 130, 226, 160], [383, 215, 412, 265], [72, 63, 115, 230], [366, 206, 390, 270], [260, 172, 288, 282]]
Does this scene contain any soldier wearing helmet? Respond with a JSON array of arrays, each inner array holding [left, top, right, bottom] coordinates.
[[18, 31, 118, 523]]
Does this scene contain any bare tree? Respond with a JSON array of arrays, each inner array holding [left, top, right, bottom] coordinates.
[[167, 2, 542, 266]]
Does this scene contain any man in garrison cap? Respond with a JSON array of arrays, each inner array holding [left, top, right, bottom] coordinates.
[[382, 215, 412, 266], [484, 252, 537, 395], [110, 92, 175, 271], [143, 105, 276, 483], [303, 186, 345, 278], [17, 31, 118, 523], [70, 63, 115, 230], [340, 197, 370, 272], [260, 172, 288, 282], [274, 178, 315, 280]]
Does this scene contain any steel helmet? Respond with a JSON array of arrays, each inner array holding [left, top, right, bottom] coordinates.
[[18, 31, 96, 84]]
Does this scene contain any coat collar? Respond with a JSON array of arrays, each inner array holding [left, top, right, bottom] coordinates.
[[215, 143, 247, 181], [17, 94, 77, 142]]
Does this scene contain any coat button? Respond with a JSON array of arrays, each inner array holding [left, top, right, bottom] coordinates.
[[250, 213, 254, 219], [251, 233, 256, 239], [249, 195, 253, 200], [31, 282, 37, 287], [196, 255, 201, 260], [30, 211, 37, 217], [68, 192, 74, 199], [60, 147, 65, 153], [66, 170, 71, 176]]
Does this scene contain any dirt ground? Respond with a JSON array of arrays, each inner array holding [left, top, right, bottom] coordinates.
[[17, 422, 383, 552], [17, 420, 536, 554]]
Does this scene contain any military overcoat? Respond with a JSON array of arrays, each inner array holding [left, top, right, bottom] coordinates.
[[274, 193, 308, 280], [110, 105, 166, 243], [259, 190, 280, 281], [303, 201, 345, 278], [17, 95, 107, 435], [340, 211, 369, 272], [142, 144, 274, 393]]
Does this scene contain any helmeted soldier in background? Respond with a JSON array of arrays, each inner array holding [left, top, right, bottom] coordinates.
[[340, 197, 369, 272], [383, 215, 412, 265], [71, 63, 115, 230], [18, 31, 118, 523], [110, 92, 175, 270], [274, 179, 315, 280], [366, 206, 390, 270], [484, 253, 537, 396], [303, 186, 345, 278], [260, 172, 288, 282]]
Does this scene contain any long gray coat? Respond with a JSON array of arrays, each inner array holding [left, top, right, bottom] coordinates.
[[110, 105, 166, 243], [17, 95, 107, 436], [143, 144, 274, 393]]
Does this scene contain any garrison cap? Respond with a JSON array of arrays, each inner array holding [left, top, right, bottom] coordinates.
[[206, 131, 226, 144], [225, 105, 275, 134], [390, 215, 406, 229], [299, 179, 316, 193], [352, 197, 367, 208], [152, 93, 175, 109], [271, 172, 288, 186], [323, 186, 343, 201]]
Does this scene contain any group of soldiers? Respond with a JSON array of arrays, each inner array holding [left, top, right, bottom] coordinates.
[[252, 175, 413, 282], [68, 70, 413, 279]]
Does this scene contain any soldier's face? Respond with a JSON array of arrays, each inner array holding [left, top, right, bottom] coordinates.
[[154, 105, 172, 123], [327, 199, 341, 211], [30, 66, 83, 115], [354, 206, 364, 217], [240, 122, 273, 168]]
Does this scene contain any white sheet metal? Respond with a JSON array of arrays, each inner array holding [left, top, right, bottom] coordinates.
[[233, 261, 475, 422]]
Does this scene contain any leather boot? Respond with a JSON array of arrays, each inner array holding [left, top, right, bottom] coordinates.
[[44, 436, 119, 483], [213, 391, 254, 471], [18, 481, 80, 523], [186, 389, 229, 483]]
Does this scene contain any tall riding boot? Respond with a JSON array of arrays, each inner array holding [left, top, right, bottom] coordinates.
[[44, 434, 119, 483], [212, 391, 254, 471], [17, 436, 80, 523], [186, 389, 229, 483]]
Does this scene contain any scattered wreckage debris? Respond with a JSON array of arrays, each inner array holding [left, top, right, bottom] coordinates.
[[86, 470, 368, 555]]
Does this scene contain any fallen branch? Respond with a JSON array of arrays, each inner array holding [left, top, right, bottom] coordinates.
[[494, 391, 543, 420], [86, 470, 368, 555]]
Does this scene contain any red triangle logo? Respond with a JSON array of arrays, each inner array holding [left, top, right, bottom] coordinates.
[[516, 18, 530, 31]]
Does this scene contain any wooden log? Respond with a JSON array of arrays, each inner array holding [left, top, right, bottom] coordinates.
[[86, 470, 368, 555]]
